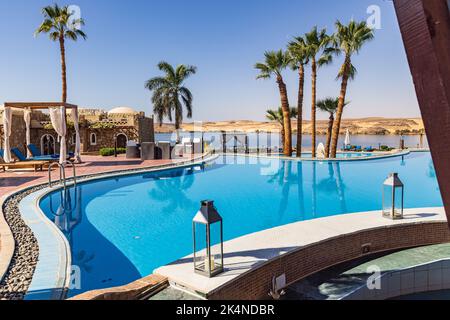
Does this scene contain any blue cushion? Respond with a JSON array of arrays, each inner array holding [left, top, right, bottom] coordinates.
[[0, 149, 4, 158], [27, 144, 42, 157], [11, 148, 27, 161]]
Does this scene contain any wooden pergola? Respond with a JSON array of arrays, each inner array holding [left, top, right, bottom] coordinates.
[[2, 102, 80, 163], [4, 102, 78, 110]]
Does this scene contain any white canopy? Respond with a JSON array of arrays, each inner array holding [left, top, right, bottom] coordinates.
[[71, 107, 81, 163], [49, 106, 67, 164], [2, 102, 80, 165], [317, 143, 326, 159], [2, 107, 12, 163], [344, 129, 351, 146], [23, 108, 32, 158]]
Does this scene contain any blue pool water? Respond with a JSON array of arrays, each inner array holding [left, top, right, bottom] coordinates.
[[296, 152, 374, 158], [39, 152, 442, 297]]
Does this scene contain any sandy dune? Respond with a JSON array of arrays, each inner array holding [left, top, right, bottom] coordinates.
[[155, 117, 425, 135]]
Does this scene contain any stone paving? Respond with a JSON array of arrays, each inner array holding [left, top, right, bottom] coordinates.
[[0, 155, 184, 196], [0, 154, 204, 300]]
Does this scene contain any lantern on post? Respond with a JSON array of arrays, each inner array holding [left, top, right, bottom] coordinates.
[[382, 173, 404, 220], [193, 200, 224, 277]]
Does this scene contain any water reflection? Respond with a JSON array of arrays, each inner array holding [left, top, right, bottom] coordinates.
[[297, 162, 305, 220], [48, 187, 95, 274], [147, 165, 203, 214]]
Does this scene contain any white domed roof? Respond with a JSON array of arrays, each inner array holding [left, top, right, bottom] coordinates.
[[108, 107, 138, 115]]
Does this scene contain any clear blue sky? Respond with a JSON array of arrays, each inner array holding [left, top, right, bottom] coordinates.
[[0, 0, 419, 121]]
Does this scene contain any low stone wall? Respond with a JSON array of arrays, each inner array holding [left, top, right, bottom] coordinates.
[[207, 222, 450, 300]]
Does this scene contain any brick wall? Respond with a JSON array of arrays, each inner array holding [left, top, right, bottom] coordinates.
[[1, 111, 155, 156], [207, 222, 450, 300]]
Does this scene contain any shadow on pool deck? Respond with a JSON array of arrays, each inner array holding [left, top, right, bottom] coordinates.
[[166, 246, 298, 275], [0, 176, 42, 188]]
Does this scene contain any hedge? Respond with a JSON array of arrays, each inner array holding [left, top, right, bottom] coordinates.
[[99, 148, 126, 156]]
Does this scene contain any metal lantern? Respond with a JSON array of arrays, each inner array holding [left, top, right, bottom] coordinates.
[[382, 173, 404, 220], [193, 200, 224, 277]]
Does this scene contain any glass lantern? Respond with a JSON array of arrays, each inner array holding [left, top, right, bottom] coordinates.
[[193, 200, 224, 277], [382, 173, 404, 220]]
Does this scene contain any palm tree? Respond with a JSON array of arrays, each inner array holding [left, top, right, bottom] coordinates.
[[145, 62, 197, 142], [316, 97, 349, 157], [255, 50, 293, 156], [266, 107, 298, 149], [35, 4, 87, 103], [288, 36, 309, 157], [303, 27, 333, 157], [329, 20, 374, 158]]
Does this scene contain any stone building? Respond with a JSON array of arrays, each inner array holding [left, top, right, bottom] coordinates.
[[0, 106, 155, 157]]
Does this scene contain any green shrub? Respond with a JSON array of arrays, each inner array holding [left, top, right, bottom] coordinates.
[[99, 148, 126, 156], [380, 145, 394, 151]]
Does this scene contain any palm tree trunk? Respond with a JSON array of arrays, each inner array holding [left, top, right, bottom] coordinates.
[[330, 56, 351, 158], [277, 77, 292, 156], [311, 58, 317, 158], [280, 122, 285, 150], [325, 114, 334, 158], [175, 99, 182, 142], [59, 36, 67, 103], [296, 65, 305, 157]]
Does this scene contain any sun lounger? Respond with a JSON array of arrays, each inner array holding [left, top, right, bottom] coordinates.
[[27, 144, 75, 159], [12, 147, 58, 162], [0, 160, 47, 172], [14, 147, 73, 162], [0, 149, 48, 172]]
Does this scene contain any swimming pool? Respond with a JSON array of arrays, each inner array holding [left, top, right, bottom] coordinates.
[[295, 152, 374, 158], [38, 152, 442, 297]]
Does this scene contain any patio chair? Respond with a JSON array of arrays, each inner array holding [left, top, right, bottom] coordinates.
[[0, 149, 47, 172], [364, 146, 374, 152], [181, 137, 193, 155], [193, 138, 203, 154], [355, 146, 362, 152], [342, 145, 352, 151]]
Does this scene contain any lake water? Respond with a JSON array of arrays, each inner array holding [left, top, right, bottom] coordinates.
[[156, 132, 428, 150]]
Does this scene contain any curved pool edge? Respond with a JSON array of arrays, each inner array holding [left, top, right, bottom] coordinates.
[[155, 206, 449, 300], [232, 149, 411, 162], [0, 195, 15, 284], [14, 153, 219, 299], [12, 150, 440, 300], [20, 189, 72, 300]]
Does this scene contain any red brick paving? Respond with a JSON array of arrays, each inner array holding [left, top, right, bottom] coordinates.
[[0, 155, 198, 196]]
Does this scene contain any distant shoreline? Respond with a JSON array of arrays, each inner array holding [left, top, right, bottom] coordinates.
[[154, 117, 425, 136]]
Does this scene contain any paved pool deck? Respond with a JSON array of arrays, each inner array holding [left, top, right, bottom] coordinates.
[[155, 207, 448, 298], [0, 154, 208, 293]]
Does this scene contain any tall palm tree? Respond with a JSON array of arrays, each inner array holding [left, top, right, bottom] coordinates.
[[145, 62, 197, 141], [255, 50, 293, 156], [288, 36, 309, 157], [35, 4, 87, 103], [316, 97, 349, 157], [303, 27, 333, 158], [329, 20, 374, 158], [266, 107, 298, 149]]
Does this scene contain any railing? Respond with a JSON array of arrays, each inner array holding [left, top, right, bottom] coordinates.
[[48, 161, 77, 190]]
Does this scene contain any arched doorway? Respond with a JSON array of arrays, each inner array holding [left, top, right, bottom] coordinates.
[[116, 134, 128, 148], [41, 134, 56, 155]]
